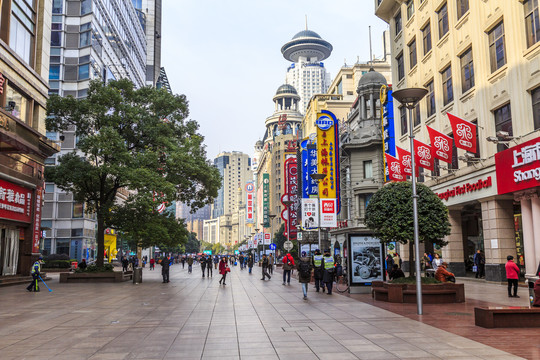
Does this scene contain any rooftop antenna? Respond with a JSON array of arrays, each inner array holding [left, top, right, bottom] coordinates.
[[305, 15, 308, 30], [369, 26, 374, 68]]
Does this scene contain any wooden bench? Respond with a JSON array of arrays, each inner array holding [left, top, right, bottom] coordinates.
[[475, 306, 540, 328]]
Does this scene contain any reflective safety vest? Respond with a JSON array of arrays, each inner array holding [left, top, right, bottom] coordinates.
[[31, 261, 41, 274], [323, 255, 334, 270], [313, 255, 323, 267]]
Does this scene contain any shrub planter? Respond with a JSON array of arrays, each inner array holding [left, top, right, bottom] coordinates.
[[371, 281, 465, 303], [59, 271, 129, 283]]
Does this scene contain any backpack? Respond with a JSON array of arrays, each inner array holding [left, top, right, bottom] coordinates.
[[298, 260, 311, 276]]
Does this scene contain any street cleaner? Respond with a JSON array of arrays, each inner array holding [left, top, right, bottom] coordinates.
[[26, 256, 43, 292]]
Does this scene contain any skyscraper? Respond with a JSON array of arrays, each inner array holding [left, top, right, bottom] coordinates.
[[212, 152, 252, 218], [132, 0, 162, 86], [281, 29, 333, 113]]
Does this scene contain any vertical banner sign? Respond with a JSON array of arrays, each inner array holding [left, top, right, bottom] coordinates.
[[264, 233, 271, 245], [413, 139, 434, 171], [316, 110, 340, 214], [307, 144, 318, 196], [301, 198, 318, 229], [380, 86, 396, 182], [262, 174, 270, 227], [301, 139, 309, 198], [284, 157, 298, 240], [448, 113, 477, 153], [427, 126, 453, 164], [32, 186, 43, 253], [320, 199, 337, 227], [385, 153, 404, 181], [245, 181, 255, 224]]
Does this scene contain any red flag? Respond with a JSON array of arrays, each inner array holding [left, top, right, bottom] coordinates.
[[396, 146, 417, 177], [427, 126, 453, 164], [448, 113, 476, 153], [385, 153, 405, 182], [414, 139, 434, 171]]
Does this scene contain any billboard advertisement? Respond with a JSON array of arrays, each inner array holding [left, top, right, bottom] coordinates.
[[301, 198, 318, 229], [320, 198, 337, 227], [495, 136, 540, 194], [246, 181, 255, 224], [349, 235, 383, 285]]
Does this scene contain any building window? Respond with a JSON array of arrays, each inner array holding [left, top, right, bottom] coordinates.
[[407, 0, 414, 20], [460, 48, 474, 93], [56, 239, 70, 255], [489, 21, 506, 73], [397, 52, 404, 81], [457, 0, 469, 20], [524, 0, 540, 48], [52, 0, 63, 14], [432, 158, 440, 177], [81, 0, 92, 15], [494, 104, 512, 153], [400, 107, 407, 136], [426, 80, 435, 117], [422, 22, 432, 55], [51, 23, 62, 46], [80, 30, 91, 47], [73, 203, 84, 218], [441, 65, 453, 105], [9, 0, 36, 65], [364, 160, 373, 179], [49, 65, 60, 80], [413, 103, 421, 127], [533, 87, 540, 130], [5, 84, 30, 122], [78, 64, 89, 80], [395, 10, 402, 36], [408, 38, 417, 69], [437, 2, 449, 39]]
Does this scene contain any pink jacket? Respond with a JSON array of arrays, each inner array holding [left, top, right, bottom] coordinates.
[[505, 260, 520, 280]]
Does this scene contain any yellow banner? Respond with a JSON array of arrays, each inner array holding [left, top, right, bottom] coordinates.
[[316, 113, 337, 199]]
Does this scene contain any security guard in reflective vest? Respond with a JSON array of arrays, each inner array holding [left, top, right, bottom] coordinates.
[[322, 249, 335, 295], [312, 249, 325, 292], [26, 256, 42, 292]]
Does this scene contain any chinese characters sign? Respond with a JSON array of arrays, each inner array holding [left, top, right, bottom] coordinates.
[[282, 157, 298, 240], [496, 136, 540, 194], [32, 186, 43, 253], [0, 178, 32, 223], [245, 181, 254, 224], [316, 110, 340, 212], [262, 173, 270, 227], [301, 141, 318, 198]]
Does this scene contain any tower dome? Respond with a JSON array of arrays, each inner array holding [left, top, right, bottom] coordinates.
[[357, 68, 387, 93], [275, 84, 298, 95], [281, 29, 333, 62]]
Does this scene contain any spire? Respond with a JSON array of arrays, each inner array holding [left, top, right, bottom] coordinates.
[[369, 26, 374, 69], [305, 15, 308, 30]]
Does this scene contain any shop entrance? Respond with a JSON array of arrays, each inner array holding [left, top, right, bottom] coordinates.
[[461, 202, 483, 272], [0, 227, 20, 276]]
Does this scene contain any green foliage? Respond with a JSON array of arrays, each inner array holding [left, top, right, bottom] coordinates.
[[274, 224, 287, 251], [185, 232, 200, 253], [74, 263, 114, 273], [389, 276, 442, 284], [43, 260, 71, 269], [46, 79, 221, 266], [365, 182, 450, 246]]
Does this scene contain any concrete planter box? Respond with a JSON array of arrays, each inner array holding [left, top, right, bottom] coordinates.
[[371, 281, 465, 303], [59, 271, 129, 283]]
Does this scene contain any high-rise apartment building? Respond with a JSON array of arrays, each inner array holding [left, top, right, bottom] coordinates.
[[375, 0, 540, 281], [281, 29, 333, 113], [42, 0, 147, 261], [212, 152, 252, 218], [132, 0, 162, 86]]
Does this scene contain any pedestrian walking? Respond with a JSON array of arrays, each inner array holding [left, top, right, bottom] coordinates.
[[322, 249, 335, 295], [473, 250, 485, 278], [200, 254, 207, 277], [161, 255, 170, 283], [26, 256, 43, 292], [239, 254, 245, 270], [206, 254, 213, 277], [298, 252, 312, 300], [261, 254, 271, 280], [122, 256, 129, 272], [219, 257, 229, 285], [181, 256, 185, 269], [214, 255, 219, 269], [282, 253, 295, 285], [187, 255, 194, 273], [247, 254, 254, 274], [312, 249, 325, 292], [149, 258, 155, 270], [268, 253, 274, 275], [505, 255, 520, 298]]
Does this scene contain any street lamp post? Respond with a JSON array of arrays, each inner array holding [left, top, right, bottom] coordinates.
[[310, 173, 327, 251], [391, 87, 429, 316]]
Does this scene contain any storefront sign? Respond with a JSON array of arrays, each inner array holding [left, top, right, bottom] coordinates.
[[301, 140, 318, 198], [281, 157, 298, 240], [262, 173, 270, 227], [0, 178, 32, 223], [264, 233, 271, 245], [245, 181, 254, 224], [435, 176, 493, 201], [32, 186, 43, 253], [301, 198, 318, 229], [316, 110, 340, 212], [380, 86, 396, 182], [320, 198, 337, 227], [496, 137, 540, 194]]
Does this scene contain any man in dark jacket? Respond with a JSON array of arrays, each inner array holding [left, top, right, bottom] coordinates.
[[121, 257, 129, 272], [161, 256, 170, 283], [206, 255, 213, 277], [388, 264, 405, 280], [473, 250, 485, 278], [261, 254, 271, 280], [200, 255, 207, 277], [247, 254, 254, 274], [312, 249, 325, 293]]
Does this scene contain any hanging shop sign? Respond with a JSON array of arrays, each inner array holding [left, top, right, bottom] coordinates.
[[32, 185, 43, 253], [414, 139, 434, 171], [380, 85, 396, 182], [246, 181, 254, 224], [448, 113, 477, 153], [496, 136, 540, 194], [316, 110, 340, 212], [281, 157, 298, 240], [320, 198, 337, 228], [427, 126, 453, 163], [0, 178, 32, 223], [262, 173, 270, 227], [301, 198, 318, 229]]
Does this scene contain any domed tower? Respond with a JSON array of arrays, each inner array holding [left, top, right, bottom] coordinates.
[[281, 29, 333, 113], [264, 84, 303, 142], [354, 68, 388, 140]]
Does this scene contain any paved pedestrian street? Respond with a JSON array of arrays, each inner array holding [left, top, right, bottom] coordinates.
[[0, 264, 526, 360]]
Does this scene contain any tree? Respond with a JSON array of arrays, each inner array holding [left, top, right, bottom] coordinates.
[[184, 232, 200, 254], [46, 79, 221, 266], [365, 181, 450, 276], [274, 224, 287, 252]]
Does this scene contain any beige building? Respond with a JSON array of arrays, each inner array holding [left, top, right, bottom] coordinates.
[[375, 0, 540, 280]]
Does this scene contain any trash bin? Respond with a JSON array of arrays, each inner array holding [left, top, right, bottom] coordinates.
[[528, 276, 538, 307], [133, 267, 143, 284]]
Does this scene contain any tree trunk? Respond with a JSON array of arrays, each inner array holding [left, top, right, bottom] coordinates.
[[409, 241, 414, 277], [96, 210, 105, 267]]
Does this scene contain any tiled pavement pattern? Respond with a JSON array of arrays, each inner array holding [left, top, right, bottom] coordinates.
[[0, 264, 525, 360]]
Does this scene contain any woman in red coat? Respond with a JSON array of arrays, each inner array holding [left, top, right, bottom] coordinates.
[[219, 257, 228, 285]]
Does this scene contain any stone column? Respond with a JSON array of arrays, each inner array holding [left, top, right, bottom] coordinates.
[[370, 93, 375, 118], [360, 95, 365, 118], [443, 210, 465, 276], [530, 195, 540, 274], [481, 199, 515, 282]]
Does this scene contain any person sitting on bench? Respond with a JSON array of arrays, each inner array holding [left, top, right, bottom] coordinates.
[[435, 262, 455, 283], [388, 264, 405, 280]]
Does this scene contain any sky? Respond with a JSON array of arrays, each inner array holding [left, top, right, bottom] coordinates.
[[162, 0, 389, 160]]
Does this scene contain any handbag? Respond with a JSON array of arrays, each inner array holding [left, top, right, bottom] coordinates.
[[472, 265, 478, 272]]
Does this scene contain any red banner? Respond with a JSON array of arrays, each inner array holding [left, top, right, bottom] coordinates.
[[448, 113, 476, 153], [414, 139, 434, 171], [495, 136, 540, 195], [282, 157, 298, 240], [0, 178, 32, 223], [427, 126, 453, 164], [385, 153, 405, 181], [396, 146, 417, 177]]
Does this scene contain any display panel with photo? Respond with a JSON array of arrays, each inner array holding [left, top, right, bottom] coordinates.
[[349, 236, 383, 284]]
